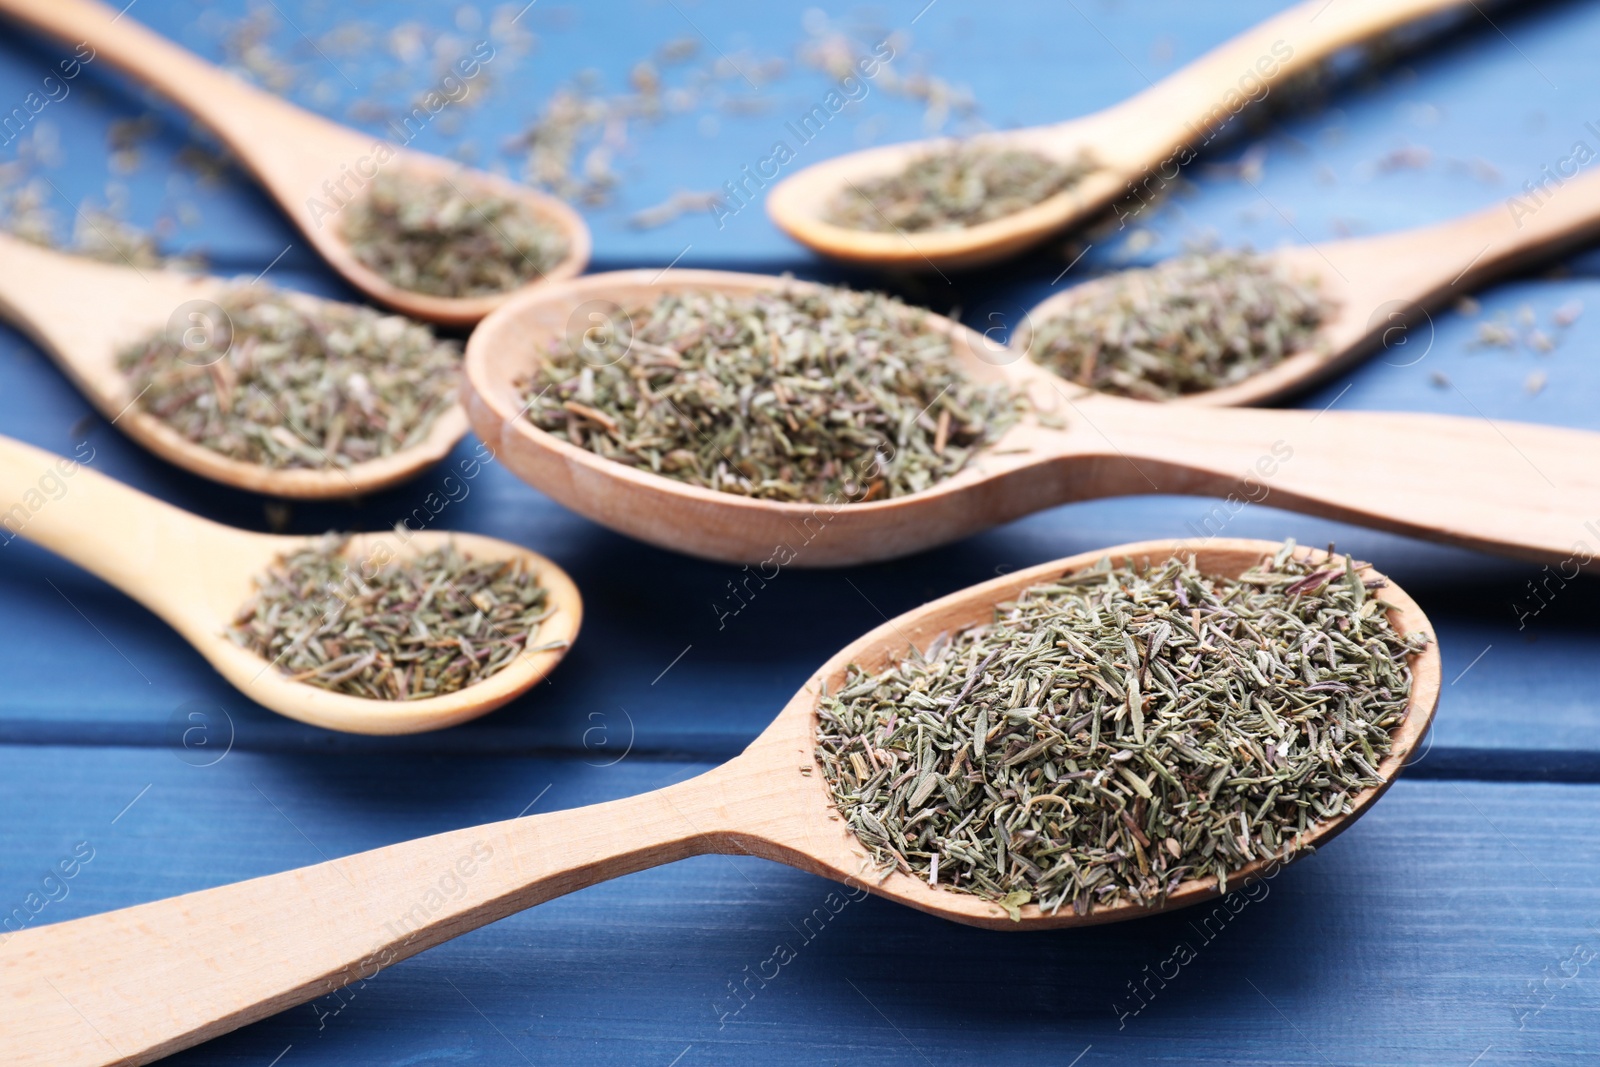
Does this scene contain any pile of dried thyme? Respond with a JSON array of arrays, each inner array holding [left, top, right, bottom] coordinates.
[[521, 285, 1019, 502], [230, 535, 565, 700], [342, 169, 568, 298], [117, 286, 460, 470], [1026, 251, 1331, 400], [824, 145, 1094, 233], [815, 544, 1426, 918]]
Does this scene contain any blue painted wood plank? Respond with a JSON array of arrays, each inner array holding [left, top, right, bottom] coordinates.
[[0, 3, 1596, 767], [2, 2, 1599, 1064], [1, 283, 1598, 762], [1, 1, 1597, 269], [3, 743, 1598, 1065]]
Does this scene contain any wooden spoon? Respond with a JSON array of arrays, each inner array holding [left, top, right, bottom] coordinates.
[[0, 233, 471, 498], [1015, 167, 1600, 406], [0, 435, 581, 735], [0, 0, 590, 326], [767, 0, 1469, 269], [463, 268, 1600, 568], [0, 538, 1438, 1067]]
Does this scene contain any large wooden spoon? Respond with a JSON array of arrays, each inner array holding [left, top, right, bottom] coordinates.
[[0, 435, 581, 734], [1015, 166, 1600, 406], [0, 233, 469, 498], [463, 268, 1600, 567], [0, 0, 590, 326], [767, 0, 1470, 269], [0, 538, 1438, 1067]]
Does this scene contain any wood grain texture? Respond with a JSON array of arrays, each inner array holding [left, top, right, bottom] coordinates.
[[3, 746, 1599, 1066]]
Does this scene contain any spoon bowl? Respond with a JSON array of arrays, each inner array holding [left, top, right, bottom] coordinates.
[[0, 234, 472, 498], [1014, 165, 1600, 407], [464, 268, 1600, 568], [162, 527, 582, 736], [0, 435, 582, 734], [0, 0, 590, 325], [306, 150, 592, 328], [766, 128, 1130, 270], [0, 538, 1437, 1066], [768, 0, 1471, 269], [732, 538, 1440, 927]]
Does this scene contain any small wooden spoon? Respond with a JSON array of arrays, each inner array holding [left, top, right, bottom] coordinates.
[[0, 435, 581, 735], [767, 0, 1469, 269], [0, 234, 473, 498], [0, 539, 1438, 1067], [1015, 167, 1600, 406], [0, 0, 590, 326], [463, 268, 1600, 568]]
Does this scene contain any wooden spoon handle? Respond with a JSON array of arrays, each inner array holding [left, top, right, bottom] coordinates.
[[1076, 403, 1600, 566], [1086, 0, 1470, 168], [0, 770, 735, 1067], [0, 0, 363, 201], [0, 233, 137, 363], [0, 434, 250, 606], [0, 233, 221, 399], [1411, 163, 1600, 288]]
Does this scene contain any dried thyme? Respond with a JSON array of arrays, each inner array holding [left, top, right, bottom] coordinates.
[[342, 169, 568, 298], [230, 535, 564, 700], [815, 544, 1426, 918], [520, 285, 1019, 502], [117, 286, 460, 470], [1026, 251, 1331, 400], [824, 145, 1094, 233]]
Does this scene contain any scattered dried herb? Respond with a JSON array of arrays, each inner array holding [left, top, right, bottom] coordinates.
[[507, 14, 985, 210], [798, 18, 973, 134], [342, 169, 568, 297], [824, 145, 1093, 233], [230, 535, 565, 700], [1026, 251, 1331, 400], [816, 543, 1426, 918], [521, 285, 1019, 502], [1, 164, 198, 271], [118, 286, 460, 470], [1469, 299, 1580, 356]]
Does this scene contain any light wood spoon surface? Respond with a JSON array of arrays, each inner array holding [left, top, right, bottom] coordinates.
[[0, 0, 590, 326], [0, 233, 470, 498], [768, 0, 1471, 269], [463, 268, 1600, 568], [0, 538, 1438, 1067], [0, 435, 581, 734], [1016, 165, 1600, 406]]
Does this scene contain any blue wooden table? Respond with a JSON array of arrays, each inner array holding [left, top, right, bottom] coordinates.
[[4, 1, 1600, 1063]]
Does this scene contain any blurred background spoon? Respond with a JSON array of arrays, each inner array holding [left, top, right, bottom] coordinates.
[[0, 232, 470, 498], [1015, 164, 1600, 406], [0, 435, 582, 734], [0, 0, 591, 326], [767, 0, 1471, 270]]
